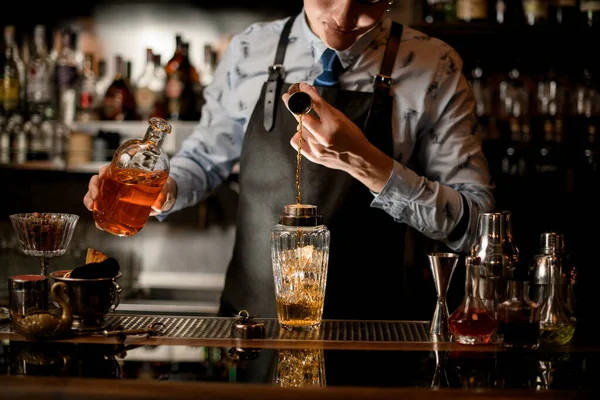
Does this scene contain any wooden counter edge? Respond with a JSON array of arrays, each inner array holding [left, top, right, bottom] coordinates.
[[0, 375, 589, 400]]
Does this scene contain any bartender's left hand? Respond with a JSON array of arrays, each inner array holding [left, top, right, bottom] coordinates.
[[282, 82, 393, 193]]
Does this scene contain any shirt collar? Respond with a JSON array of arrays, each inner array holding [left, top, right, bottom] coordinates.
[[299, 8, 389, 70]]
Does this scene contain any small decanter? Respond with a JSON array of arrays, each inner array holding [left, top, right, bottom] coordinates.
[[538, 250, 576, 346], [93, 117, 172, 237], [497, 261, 541, 350], [448, 255, 497, 345]]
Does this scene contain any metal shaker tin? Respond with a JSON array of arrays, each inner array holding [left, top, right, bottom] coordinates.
[[8, 275, 49, 318]]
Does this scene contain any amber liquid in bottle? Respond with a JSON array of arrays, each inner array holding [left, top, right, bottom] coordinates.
[[93, 168, 168, 236], [93, 117, 171, 237]]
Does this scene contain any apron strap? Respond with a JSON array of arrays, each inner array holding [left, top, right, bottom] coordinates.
[[363, 22, 403, 152], [263, 16, 295, 132]]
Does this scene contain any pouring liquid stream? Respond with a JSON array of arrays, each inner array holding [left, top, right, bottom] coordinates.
[[295, 114, 304, 246]]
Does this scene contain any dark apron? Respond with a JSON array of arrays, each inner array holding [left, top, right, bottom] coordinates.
[[220, 18, 436, 321]]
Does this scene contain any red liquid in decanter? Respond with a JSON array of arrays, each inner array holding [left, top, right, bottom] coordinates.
[[448, 308, 497, 345]]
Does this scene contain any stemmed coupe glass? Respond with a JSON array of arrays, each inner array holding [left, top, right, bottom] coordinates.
[[9, 212, 79, 276]]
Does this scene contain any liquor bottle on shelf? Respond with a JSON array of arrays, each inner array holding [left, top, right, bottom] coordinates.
[[549, 0, 581, 26], [3, 26, 26, 113], [456, 0, 490, 22], [151, 53, 166, 119], [102, 54, 137, 121], [423, 0, 458, 23], [54, 28, 81, 128], [9, 113, 27, 164], [0, 115, 9, 164], [580, 0, 600, 27], [164, 35, 197, 121], [201, 44, 217, 87], [95, 59, 111, 105], [26, 25, 55, 121], [522, 0, 550, 25], [448, 255, 497, 345], [76, 53, 99, 122], [498, 63, 533, 178], [530, 65, 568, 190], [135, 48, 165, 121], [1, 26, 22, 117], [23, 113, 49, 161]]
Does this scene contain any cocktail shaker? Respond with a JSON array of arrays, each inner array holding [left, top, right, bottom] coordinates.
[[530, 231, 576, 316]]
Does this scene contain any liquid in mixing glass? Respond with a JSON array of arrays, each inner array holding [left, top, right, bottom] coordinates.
[[93, 168, 168, 236]]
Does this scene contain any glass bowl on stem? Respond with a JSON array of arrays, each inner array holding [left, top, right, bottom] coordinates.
[[9, 212, 80, 276]]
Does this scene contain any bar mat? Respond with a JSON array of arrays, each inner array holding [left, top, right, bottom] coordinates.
[[1, 314, 432, 342]]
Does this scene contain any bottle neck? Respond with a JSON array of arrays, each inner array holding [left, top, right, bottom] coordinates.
[[144, 127, 167, 147], [507, 280, 529, 301], [465, 262, 478, 298]]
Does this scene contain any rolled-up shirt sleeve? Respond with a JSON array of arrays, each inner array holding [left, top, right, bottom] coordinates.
[[371, 49, 495, 252]]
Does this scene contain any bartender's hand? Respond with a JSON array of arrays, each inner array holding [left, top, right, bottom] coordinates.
[[281, 82, 393, 193], [83, 165, 178, 218]]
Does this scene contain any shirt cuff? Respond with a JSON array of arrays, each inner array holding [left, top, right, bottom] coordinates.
[[155, 158, 206, 221], [370, 160, 422, 219]]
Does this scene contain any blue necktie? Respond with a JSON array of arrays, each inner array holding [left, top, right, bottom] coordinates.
[[314, 48, 342, 87]]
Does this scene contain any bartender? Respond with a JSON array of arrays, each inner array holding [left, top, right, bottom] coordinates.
[[84, 0, 495, 320]]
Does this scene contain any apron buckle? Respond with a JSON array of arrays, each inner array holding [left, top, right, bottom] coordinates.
[[268, 64, 286, 81]]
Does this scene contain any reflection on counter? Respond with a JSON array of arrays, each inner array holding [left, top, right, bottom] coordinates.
[[0, 341, 596, 391]]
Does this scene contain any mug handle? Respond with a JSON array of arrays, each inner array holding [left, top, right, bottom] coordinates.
[[110, 281, 122, 312]]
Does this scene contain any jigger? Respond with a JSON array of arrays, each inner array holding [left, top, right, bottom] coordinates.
[[427, 252, 459, 342]]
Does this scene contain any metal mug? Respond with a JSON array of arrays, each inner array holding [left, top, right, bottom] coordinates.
[[49, 270, 122, 331], [8, 275, 49, 319]]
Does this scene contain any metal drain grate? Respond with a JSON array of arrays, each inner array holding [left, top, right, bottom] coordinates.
[[106, 315, 432, 342], [1, 314, 432, 342]]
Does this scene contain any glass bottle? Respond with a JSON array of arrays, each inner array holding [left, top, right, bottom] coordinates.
[[580, 0, 600, 27], [538, 248, 576, 345], [76, 53, 98, 122], [448, 255, 497, 345], [522, 0, 550, 25], [456, 0, 489, 22], [102, 54, 137, 121], [151, 53, 166, 119], [135, 48, 157, 121], [1, 30, 21, 117], [95, 59, 111, 107], [26, 25, 55, 120], [54, 28, 81, 128], [271, 204, 330, 330], [92, 117, 172, 237], [201, 44, 217, 87], [3, 26, 26, 113], [164, 35, 196, 121], [497, 263, 541, 350]]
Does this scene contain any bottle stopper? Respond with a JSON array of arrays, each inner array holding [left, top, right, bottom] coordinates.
[[287, 83, 313, 115]]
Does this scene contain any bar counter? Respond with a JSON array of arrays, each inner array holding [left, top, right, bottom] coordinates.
[[0, 313, 596, 399]]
